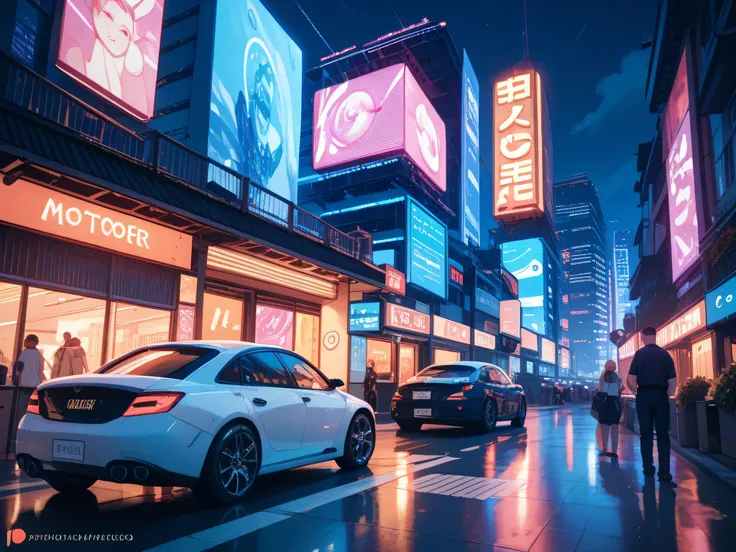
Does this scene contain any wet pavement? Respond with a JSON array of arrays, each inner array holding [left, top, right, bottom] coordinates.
[[2, 404, 734, 551]]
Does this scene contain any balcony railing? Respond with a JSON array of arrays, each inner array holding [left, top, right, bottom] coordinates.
[[0, 53, 373, 266]]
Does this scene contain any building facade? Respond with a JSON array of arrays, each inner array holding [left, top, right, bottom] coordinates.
[[623, 0, 736, 385], [554, 174, 610, 378], [613, 229, 635, 330]]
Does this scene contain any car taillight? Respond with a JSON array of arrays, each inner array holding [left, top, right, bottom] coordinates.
[[123, 392, 184, 417], [27, 389, 40, 415], [392, 393, 403, 400], [447, 385, 474, 400]]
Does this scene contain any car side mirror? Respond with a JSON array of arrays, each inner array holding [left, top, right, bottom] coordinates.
[[328, 378, 345, 389]]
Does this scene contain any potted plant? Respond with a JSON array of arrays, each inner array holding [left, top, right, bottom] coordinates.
[[713, 362, 736, 459], [675, 376, 712, 447]]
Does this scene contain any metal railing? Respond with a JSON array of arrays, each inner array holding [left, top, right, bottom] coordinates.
[[0, 53, 373, 267]]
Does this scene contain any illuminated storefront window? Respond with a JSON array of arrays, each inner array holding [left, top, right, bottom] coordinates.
[[203, 293, 244, 341], [368, 339, 394, 382], [691, 336, 714, 380], [434, 349, 460, 365], [295, 312, 320, 366], [0, 283, 22, 379], [25, 287, 106, 377], [108, 302, 172, 361], [399, 343, 417, 385], [255, 305, 294, 349]]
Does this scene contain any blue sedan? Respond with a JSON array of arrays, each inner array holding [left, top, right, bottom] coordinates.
[[391, 362, 526, 432]]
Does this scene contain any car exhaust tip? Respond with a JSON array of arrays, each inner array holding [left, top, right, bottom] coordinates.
[[133, 466, 149, 482], [109, 464, 128, 482], [24, 459, 40, 478]]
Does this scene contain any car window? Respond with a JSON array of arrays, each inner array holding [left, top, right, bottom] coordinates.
[[278, 353, 329, 390], [417, 365, 476, 378], [490, 368, 510, 385], [240, 352, 293, 387], [494, 368, 512, 385], [217, 361, 241, 384], [479, 368, 492, 384], [99, 347, 218, 380]]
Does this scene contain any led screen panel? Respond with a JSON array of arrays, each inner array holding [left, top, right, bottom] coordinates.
[[541, 338, 555, 364], [706, 274, 736, 325], [349, 302, 380, 332], [209, 0, 302, 203], [502, 238, 546, 334], [406, 198, 447, 298], [56, 0, 165, 121], [560, 347, 570, 370], [313, 64, 446, 192], [461, 51, 481, 246], [500, 300, 521, 339], [521, 328, 538, 352]]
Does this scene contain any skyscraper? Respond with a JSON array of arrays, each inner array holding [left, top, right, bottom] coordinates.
[[554, 174, 610, 377], [613, 230, 634, 329]]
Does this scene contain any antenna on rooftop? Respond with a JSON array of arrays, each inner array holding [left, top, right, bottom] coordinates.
[[523, 0, 530, 62]]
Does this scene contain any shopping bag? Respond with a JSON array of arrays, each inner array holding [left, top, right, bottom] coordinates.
[[590, 391, 606, 421]]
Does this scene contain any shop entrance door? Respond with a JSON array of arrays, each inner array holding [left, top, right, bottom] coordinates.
[[399, 343, 417, 386]]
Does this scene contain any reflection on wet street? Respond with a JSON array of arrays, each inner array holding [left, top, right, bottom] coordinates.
[[2, 404, 734, 551]]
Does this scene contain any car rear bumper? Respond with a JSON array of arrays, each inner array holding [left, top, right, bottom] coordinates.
[[390, 400, 483, 423], [16, 412, 213, 480]]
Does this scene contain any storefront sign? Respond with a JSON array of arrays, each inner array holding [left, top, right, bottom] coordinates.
[[323, 331, 340, 351], [706, 274, 736, 325], [474, 329, 496, 350], [541, 338, 555, 364], [500, 299, 521, 339], [618, 333, 640, 360], [657, 300, 705, 348], [385, 303, 430, 335], [561, 336, 570, 348], [484, 320, 499, 335], [450, 265, 465, 287], [521, 328, 538, 352], [433, 316, 470, 344], [384, 265, 406, 295], [349, 302, 381, 332], [176, 305, 195, 341], [1, 180, 192, 270]]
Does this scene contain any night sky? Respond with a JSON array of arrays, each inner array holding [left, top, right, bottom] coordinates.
[[264, 0, 657, 247]]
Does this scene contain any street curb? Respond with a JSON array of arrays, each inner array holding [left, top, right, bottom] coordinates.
[[670, 443, 736, 492]]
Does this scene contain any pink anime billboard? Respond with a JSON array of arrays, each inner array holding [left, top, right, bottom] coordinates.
[[56, 0, 165, 121], [313, 63, 446, 192]]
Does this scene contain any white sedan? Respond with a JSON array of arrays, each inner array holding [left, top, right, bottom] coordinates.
[[16, 342, 375, 504]]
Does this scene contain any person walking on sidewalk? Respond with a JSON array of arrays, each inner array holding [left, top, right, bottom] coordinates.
[[627, 326, 678, 484], [598, 360, 623, 457]]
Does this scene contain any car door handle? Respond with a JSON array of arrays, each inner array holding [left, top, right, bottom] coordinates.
[[252, 398, 267, 406], [301, 396, 311, 403]]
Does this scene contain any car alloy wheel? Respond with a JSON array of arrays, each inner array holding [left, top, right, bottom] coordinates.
[[218, 429, 258, 498], [485, 400, 496, 428], [349, 413, 374, 465]]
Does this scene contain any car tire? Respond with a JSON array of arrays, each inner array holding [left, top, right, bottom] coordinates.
[[479, 398, 498, 433], [396, 421, 423, 432], [194, 423, 260, 505], [511, 398, 527, 427], [336, 412, 375, 470], [44, 471, 96, 494]]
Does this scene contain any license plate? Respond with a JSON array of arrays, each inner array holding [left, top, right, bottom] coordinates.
[[52, 440, 84, 462], [414, 408, 432, 417], [413, 391, 431, 400]]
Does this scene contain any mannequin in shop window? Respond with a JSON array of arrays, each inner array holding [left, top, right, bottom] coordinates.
[[363, 359, 378, 412]]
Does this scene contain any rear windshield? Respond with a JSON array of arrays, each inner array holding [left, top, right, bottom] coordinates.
[[98, 347, 219, 380], [417, 365, 476, 378]]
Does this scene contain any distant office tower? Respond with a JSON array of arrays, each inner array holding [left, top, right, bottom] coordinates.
[[613, 230, 634, 330], [554, 174, 610, 378]]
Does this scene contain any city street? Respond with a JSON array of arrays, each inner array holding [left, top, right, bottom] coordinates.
[[2, 404, 734, 551]]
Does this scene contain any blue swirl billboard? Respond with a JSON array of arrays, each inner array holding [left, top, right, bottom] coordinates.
[[209, 0, 302, 202], [407, 198, 447, 298], [502, 238, 546, 334], [461, 51, 481, 247]]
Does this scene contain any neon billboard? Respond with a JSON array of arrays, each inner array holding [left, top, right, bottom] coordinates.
[[664, 50, 700, 281], [461, 51, 481, 246], [313, 64, 447, 192], [56, 0, 165, 121], [500, 300, 521, 339], [209, 0, 303, 203], [493, 68, 546, 221], [406, 198, 447, 298]]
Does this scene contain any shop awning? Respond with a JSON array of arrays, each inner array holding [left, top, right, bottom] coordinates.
[[0, 104, 386, 288]]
